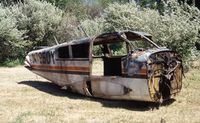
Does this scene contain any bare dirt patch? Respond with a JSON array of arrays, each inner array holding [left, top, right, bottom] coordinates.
[[0, 66, 200, 123]]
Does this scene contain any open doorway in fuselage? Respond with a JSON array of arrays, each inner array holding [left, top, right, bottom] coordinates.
[[91, 42, 128, 76]]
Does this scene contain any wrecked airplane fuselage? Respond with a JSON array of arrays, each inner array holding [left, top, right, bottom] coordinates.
[[25, 30, 183, 103]]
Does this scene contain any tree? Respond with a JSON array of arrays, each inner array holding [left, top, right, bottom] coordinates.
[[1, 0, 24, 5], [0, 0, 63, 63], [102, 1, 200, 64], [0, 4, 27, 62]]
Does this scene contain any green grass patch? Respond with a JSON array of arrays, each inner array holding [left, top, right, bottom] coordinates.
[[0, 58, 24, 67]]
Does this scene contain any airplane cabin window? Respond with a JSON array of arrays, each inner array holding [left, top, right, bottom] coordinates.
[[71, 43, 89, 58], [58, 46, 70, 58]]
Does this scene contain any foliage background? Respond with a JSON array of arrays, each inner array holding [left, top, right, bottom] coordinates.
[[0, 0, 199, 68]]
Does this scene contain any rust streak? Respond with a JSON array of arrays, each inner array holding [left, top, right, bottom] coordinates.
[[139, 69, 147, 75]]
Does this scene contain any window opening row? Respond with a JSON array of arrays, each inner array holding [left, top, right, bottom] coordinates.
[[58, 43, 89, 59]]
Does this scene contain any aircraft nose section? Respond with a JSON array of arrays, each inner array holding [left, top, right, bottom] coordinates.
[[24, 55, 32, 69]]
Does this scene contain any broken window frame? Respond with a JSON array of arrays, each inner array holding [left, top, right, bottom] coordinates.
[[89, 31, 160, 77]]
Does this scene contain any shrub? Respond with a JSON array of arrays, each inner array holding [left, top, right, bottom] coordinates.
[[103, 1, 200, 65], [19, 0, 63, 46], [54, 13, 78, 43], [0, 0, 63, 63], [0, 4, 27, 63], [74, 17, 105, 38], [1, 0, 199, 68]]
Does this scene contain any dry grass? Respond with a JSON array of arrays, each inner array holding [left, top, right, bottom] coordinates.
[[0, 66, 200, 123], [92, 59, 103, 75]]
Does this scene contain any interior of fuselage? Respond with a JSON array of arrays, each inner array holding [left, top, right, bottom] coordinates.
[[56, 31, 155, 77], [91, 43, 126, 76], [91, 32, 155, 77]]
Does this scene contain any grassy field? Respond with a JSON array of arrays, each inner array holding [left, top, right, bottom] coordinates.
[[0, 66, 200, 123]]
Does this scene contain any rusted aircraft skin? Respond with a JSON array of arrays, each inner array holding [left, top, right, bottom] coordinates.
[[25, 30, 183, 103]]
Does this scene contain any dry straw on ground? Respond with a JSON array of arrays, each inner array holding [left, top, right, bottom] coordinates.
[[0, 66, 199, 123]]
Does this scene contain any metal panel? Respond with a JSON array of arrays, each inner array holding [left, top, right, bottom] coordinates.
[[90, 76, 152, 102]]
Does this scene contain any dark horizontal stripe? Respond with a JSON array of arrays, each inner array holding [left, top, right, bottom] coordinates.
[[31, 68, 90, 75], [122, 74, 147, 79], [56, 58, 89, 61]]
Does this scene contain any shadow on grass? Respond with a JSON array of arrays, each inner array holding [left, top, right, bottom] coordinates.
[[18, 81, 175, 111]]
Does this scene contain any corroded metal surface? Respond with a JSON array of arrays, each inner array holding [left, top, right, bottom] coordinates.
[[25, 30, 183, 103]]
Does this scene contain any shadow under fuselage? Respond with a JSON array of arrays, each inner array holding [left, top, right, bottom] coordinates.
[[18, 81, 175, 111]]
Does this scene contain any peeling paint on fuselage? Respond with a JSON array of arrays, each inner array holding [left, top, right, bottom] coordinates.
[[25, 30, 183, 103]]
